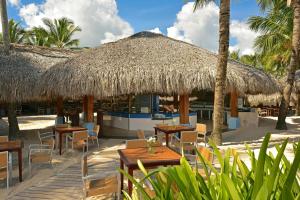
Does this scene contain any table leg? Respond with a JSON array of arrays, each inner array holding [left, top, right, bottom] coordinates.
[[18, 149, 22, 182], [59, 133, 62, 155], [165, 133, 169, 147], [154, 128, 157, 139], [8, 152, 12, 185], [120, 159, 124, 191], [128, 168, 133, 196]]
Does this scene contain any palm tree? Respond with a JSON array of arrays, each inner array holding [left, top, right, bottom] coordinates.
[[8, 19, 25, 44], [249, 0, 293, 76], [26, 27, 51, 47], [42, 17, 81, 48], [195, 0, 230, 145], [256, 0, 300, 130], [0, 0, 20, 139]]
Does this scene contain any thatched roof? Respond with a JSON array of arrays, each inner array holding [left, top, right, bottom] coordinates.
[[247, 70, 300, 106], [0, 44, 77, 102], [40, 32, 279, 99]]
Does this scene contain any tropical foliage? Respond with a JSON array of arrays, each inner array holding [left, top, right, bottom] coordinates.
[[0, 19, 25, 44], [121, 133, 300, 200], [248, 0, 293, 77], [40, 17, 81, 48], [0, 17, 81, 48]]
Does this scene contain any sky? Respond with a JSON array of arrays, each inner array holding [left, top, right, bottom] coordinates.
[[3, 0, 263, 55]]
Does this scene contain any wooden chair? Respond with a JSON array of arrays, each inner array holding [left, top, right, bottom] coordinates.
[[67, 131, 89, 153], [187, 147, 214, 178], [137, 129, 145, 139], [126, 139, 148, 149], [28, 139, 55, 176], [196, 123, 207, 146], [0, 151, 9, 189], [81, 154, 120, 199], [0, 136, 8, 142], [88, 125, 100, 148], [172, 131, 198, 154], [257, 108, 267, 117]]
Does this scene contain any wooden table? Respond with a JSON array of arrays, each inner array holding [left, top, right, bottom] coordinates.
[[118, 146, 181, 196], [53, 126, 87, 155], [154, 125, 195, 146], [0, 140, 23, 182]]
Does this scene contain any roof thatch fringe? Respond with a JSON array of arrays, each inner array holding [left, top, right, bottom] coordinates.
[[39, 32, 279, 100], [0, 44, 77, 102]]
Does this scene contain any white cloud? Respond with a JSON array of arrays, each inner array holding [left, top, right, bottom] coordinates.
[[8, 0, 20, 7], [167, 2, 258, 55], [229, 20, 259, 55], [19, 0, 134, 47], [167, 2, 219, 52], [148, 27, 162, 34]]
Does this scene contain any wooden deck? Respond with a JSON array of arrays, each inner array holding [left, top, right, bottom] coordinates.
[[7, 152, 120, 200]]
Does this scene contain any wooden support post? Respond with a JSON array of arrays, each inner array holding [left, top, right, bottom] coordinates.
[[230, 89, 238, 117], [83, 96, 88, 121], [179, 94, 189, 124], [86, 95, 94, 122], [56, 96, 64, 117]]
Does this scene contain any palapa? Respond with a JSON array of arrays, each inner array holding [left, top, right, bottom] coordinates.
[[38, 31, 278, 99], [0, 44, 77, 102]]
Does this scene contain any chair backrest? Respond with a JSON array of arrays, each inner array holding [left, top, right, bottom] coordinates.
[[197, 147, 214, 163], [0, 136, 8, 142], [181, 131, 198, 143], [0, 151, 8, 179], [136, 130, 145, 139], [93, 125, 100, 136], [126, 139, 148, 149], [73, 131, 88, 142], [196, 124, 207, 135]]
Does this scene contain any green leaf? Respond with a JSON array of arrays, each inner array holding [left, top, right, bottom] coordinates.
[[252, 133, 271, 199], [221, 174, 242, 200]]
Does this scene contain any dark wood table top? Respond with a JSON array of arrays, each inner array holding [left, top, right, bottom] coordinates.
[[154, 125, 195, 133], [118, 146, 181, 169], [54, 126, 87, 133], [0, 140, 22, 151]]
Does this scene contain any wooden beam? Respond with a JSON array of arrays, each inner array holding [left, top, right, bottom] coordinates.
[[82, 96, 88, 121], [56, 96, 64, 117], [86, 95, 94, 122], [179, 94, 189, 124], [230, 89, 238, 117]]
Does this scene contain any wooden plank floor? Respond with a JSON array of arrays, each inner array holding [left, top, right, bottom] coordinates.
[[7, 153, 119, 200]]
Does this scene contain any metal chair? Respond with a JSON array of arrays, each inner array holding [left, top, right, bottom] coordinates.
[[38, 130, 55, 147], [195, 123, 207, 146], [28, 138, 55, 176], [81, 154, 120, 199], [66, 130, 89, 153], [0, 151, 9, 189], [125, 139, 148, 149], [88, 125, 100, 148], [172, 131, 198, 154]]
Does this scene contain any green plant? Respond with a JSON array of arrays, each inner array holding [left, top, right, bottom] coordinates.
[[120, 133, 300, 199]]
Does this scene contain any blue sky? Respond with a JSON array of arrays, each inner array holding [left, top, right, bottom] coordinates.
[[5, 0, 262, 54]]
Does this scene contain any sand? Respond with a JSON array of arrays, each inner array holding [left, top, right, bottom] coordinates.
[[0, 115, 299, 199]]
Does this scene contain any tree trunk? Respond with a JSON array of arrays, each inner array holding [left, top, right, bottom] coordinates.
[[276, 97, 288, 129], [296, 94, 300, 116], [211, 0, 230, 145], [276, 0, 300, 130], [7, 103, 20, 139], [0, 0, 10, 55]]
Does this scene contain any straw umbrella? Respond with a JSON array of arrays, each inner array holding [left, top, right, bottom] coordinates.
[[0, 44, 76, 138], [39, 32, 279, 123]]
